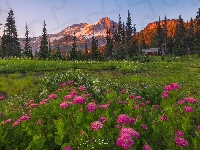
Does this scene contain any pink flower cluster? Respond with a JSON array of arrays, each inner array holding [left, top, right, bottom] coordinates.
[[174, 137, 188, 147], [48, 94, 57, 99], [86, 102, 97, 113], [98, 117, 107, 123], [161, 116, 168, 121], [0, 96, 5, 101], [60, 101, 73, 108], [143, 143, 152, 150], [90, 121, 103, 131], [40, 99, 49, 105], [116, 127, 140, 149], [175, 131, 184, 137], [2, 118, 12, 125], [12, 115, 30, 127], [64, 146, 72, 150], [78, 86, 86, 92], [99, 104, 109, 109], [184, 97, 198, 103], [64, 95, 73, 101], [67, 80, 73, 85], [164, 83, 180, 91], [184, 106, 193, 113], [72, 96, 86, 104], [117, 114, 136, 125], [60, 83, 67, 87]]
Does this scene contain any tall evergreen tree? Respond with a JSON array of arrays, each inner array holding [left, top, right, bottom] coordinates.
[[187, 18, 195, 54], [84, 41, 89, 60], [139, 31, 147, 55], [55, 45, 62, 60], [194, 8, 200, 55], [39, 20, 50, 60], [1, 9, 21, 57], [69, 32, 78, 60], [23, 23, 33, 58], [90, 34, 101, 60], [104, 27, 113, 60], [156, 17, 164, 56], [174, 15, 187, 56], [163, 15, 168, 54], [126, 10, 133, 57]]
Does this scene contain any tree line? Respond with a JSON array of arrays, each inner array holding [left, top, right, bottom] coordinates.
[[0, 9, 200, 61]]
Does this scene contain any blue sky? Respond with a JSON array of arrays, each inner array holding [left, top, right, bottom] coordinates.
[[0, 0, 200, 38]]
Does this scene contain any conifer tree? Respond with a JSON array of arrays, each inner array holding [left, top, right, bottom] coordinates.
[[156, 17, 164, 55], [23, 23, 33, 58], [69, 32, 78, 60], [174, 15, 187, 56], [126, 10, 133, 57], [84, 41, 89, 60], [55, 45, 62, 60], [104, 27, 113, 60], [194, 8, 200, 55], [90, 34, 101, 60], [187, 18, 195, 54], [1, 9, 21, 57], [163, 15, 168, 54], [39, 20, 50, 60]]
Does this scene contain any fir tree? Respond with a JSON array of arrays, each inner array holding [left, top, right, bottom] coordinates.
[[104, 27, 113, 60], [126, 10, 133, 57], [194, 8, 200, 55], [156, 17, 164, 56], [139, 32, 147, 55], [39, 20, 50, 60], [174, 15, 187, 56], [55, 45, 62, 60], [163, 15, 168, 55], [23, 23, 33, 58], [84, 41, 88, 60], [1, 9, 21, 57], [69, 32, 78, 60], [187, 18, 195, 54], [90, 34, 101, 60]]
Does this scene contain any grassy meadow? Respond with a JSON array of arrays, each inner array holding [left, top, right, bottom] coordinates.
[[0, 55, 200, 149]]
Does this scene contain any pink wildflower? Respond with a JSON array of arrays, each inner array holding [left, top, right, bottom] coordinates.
[[64, 146, 72, 150], [140, 102, 145, 107], [120, 127, 140, 138], [129, 94, 134, 99], [184, 106, 193, 113], [64, 95, 73, 101], [0, 96, 5, 101], [134, 105, 139, 109], [129, 118, 136, 124], [86, 102, 97, 113], [162, 91, 169, 98], [170, 83, 180, 90], [116, 124, 121, 129], [136, 95, 142, 100], [145, 100, 150, 104], [80, 131, 85, 135], [141, 124, 148, 130], [29, 99, 35, 103], [60, 83, 67, 87], [174, 137, 188, 147], [70, 91, 77, 97], [12, 121, 21, 127], [36, 120, 43, 125], [178, 100, 185, 105], [184, 97, 198, 103], [116, 133, 134, 149], [120, 89, 126, 94], [143, 143, 152, 150], [40, 99, 49, 105], [196, 125, 200, 130], [109, 100, 113, 104], [73, 96, 86, 104], [118, 100, 123, 104], [117, 114, 130, 125], [161, 116, 168, 121], [99, 117, 107, 123], [48, 94, 57, 99], [79, 86, 86, 92], [107, 89, 112, 92], [18, 115, 30, 122], [28, 103, 38, 109], [90, 121, 103, 131], [60, 101, 73, 108], [67, 80, 73, 85], [176, 131, 184, 137], [2, 118, 12, 125]]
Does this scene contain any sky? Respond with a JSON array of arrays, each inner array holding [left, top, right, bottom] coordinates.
[[0, 0, 200, 38]]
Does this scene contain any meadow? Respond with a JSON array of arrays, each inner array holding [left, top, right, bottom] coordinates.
[[0, 55, 200, 149]]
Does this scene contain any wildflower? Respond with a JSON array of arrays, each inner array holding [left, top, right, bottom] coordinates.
[[48, 94, 57, 99], [60, 83, 67, 87], [90, 121, 103, 131], [184, 106, 193, 113], [18, 115, 30, 122], [184, 97, 198, 103], [129, 118, 136, 124], [116, 133, 134, 149], [2, 118, 12, 125], [64, 95, 73, 101], [120, 89, 126, 94], [141, 124, 148, 130], [134, 105, 139, 109], [40, 99, 49, 105], [117, 114, 130, 125], [196, 125, 200, 130], [136, 95, 142, 100], [67, 80, 73, 85], [140, 102, 145, 107], [143, 143, 152, 150], [28, 103, 38, 109], [64, 146, 72, 150], [107, 89, 112, 92], [99, 117, 107, 123], [79, 86, 86, 92], [162, 91, 169, 98], [60, 101, 73, 108], [123, 101, 128, 105], [70, 91, 77, 97], [73, 96, 86, 104], [29, 99, 35, 103], [161, 116, 168, 121], [120, 127, 140, 138], [174, 137, 188, 147], [109, 100, 113, 104], [118, 100, 123, 104], [86, 102, 97, 113], [145, 100, 150, 105], [176, 131, 184, 137], [80, 131, 85, 135], [0, 96, 5, 101], [129, 94, 134, 99], [12, 121, 21, 127], [178, 100, 185, 105], [170, 83, 180, 90], [116, 124, 121, 129]]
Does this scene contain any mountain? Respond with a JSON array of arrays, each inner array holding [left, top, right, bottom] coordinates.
[[18, 17, 118, 53]]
